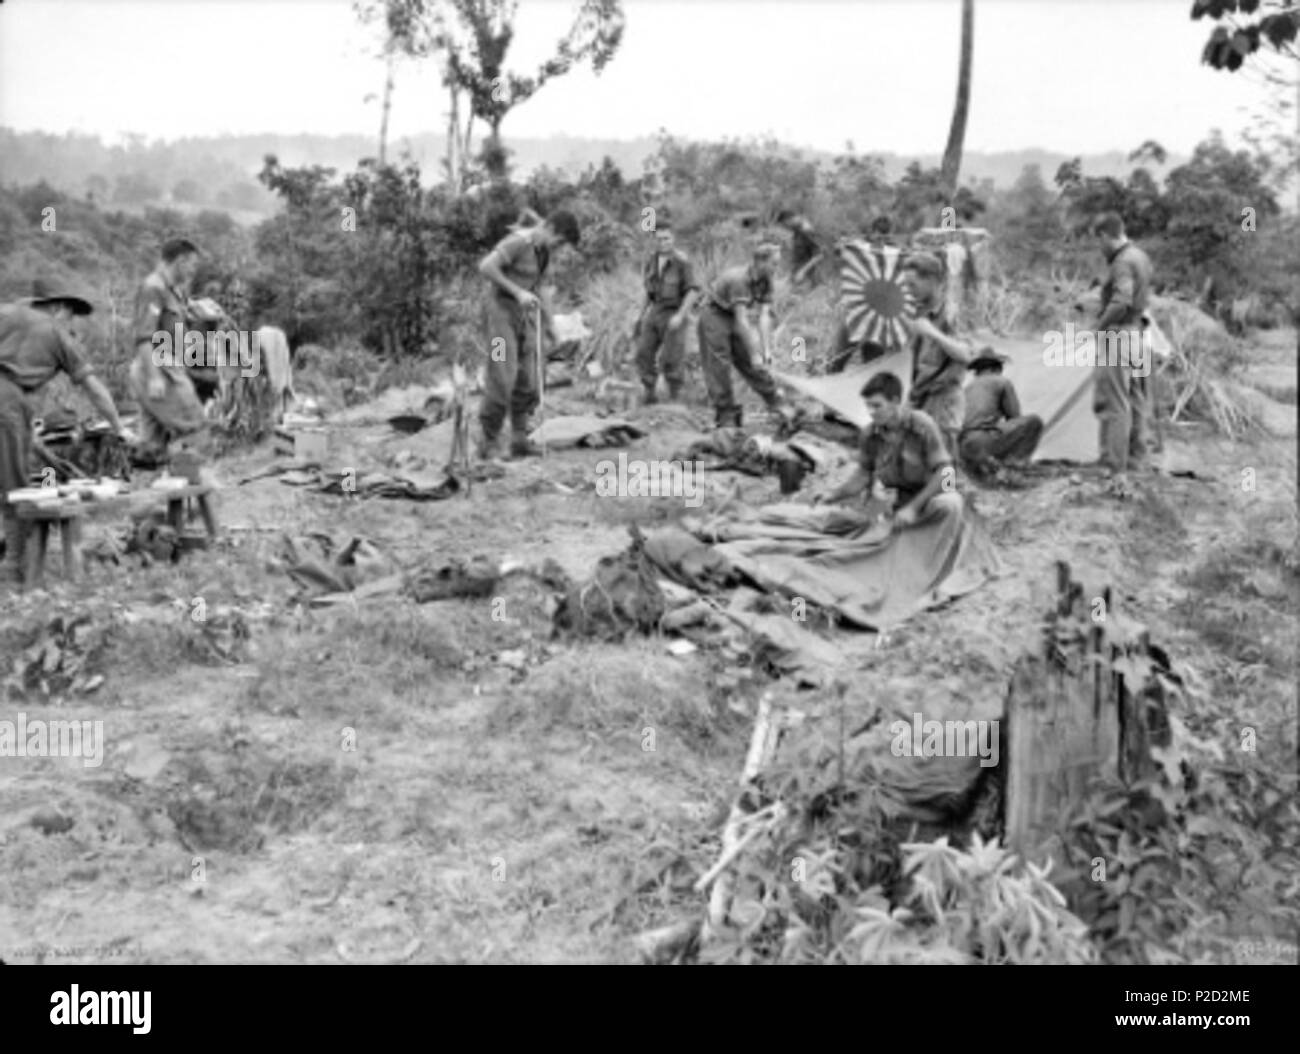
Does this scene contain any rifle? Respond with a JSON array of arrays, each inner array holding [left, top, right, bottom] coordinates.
[[448, 359, 472, 496]]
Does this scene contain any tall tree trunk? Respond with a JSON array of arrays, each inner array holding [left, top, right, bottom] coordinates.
[[446, 83, 462, 191], [940, 0, 974, 196], [378, 49, 396, 165], [485, 118, 508, 181]]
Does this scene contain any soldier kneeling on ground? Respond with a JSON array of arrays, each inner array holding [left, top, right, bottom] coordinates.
[[812, 370, 962, 531]]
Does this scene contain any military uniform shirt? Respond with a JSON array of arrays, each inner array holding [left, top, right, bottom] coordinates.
[[133, 268, 190, 352], [1100, 241, 1153, 327], [708, 265, 772, 314], [963, 374, 1021, 432], [909, 301, 966, 405], [483, 230, 550, 303], [858, 406, 952, 504], [0, 303, 93, 391], [643, 250, 698, 310]]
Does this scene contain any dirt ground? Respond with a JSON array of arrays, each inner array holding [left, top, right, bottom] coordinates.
[[1, 332, 1295, 964]]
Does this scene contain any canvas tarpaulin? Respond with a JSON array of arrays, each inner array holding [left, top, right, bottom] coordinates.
[[994, 336, 1095, 462], [1005, 315, 1173, 463], [683, 501, 1001, 631], [773, 323, 1179, 463], [774, 346, 913, 431]]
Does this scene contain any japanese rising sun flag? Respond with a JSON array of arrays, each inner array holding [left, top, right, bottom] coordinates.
[[837, 241, 916, 350]]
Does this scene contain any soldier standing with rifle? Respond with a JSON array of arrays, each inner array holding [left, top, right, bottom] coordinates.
[[635, 218, 699, 405]]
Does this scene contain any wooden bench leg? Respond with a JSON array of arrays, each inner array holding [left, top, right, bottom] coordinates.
[[61, 519, 82, 582], [167, 498, 184, 533], [24, 522, 49, 590], [197, 494, 218, 538]]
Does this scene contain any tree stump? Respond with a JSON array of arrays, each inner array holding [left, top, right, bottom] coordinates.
[[1004, 560, 1176, 863]]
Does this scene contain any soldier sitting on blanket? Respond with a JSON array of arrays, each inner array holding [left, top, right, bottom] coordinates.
[[813, 371, 962, 530]]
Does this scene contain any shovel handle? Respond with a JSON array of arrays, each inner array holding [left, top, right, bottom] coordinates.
[[535, 304, 547, 458]]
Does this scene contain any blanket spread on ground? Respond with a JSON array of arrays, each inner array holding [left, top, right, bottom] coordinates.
[[683, 501, 1001, 630], [527, 415, 645, 449]]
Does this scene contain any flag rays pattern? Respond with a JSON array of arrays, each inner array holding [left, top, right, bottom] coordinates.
[[837, 241, 916, 350]]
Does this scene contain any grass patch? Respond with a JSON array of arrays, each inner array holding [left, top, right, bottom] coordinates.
[[1175, 532, 1298, 671], [235, 604, 468, 722], [486, 643, 748, 756]]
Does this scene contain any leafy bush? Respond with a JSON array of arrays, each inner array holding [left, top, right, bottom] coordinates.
[[1053, 530, 1300, 964], [690, 706, 1095, 965], [1057, 749, 1299, 964]]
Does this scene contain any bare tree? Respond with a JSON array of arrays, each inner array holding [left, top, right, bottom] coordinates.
[[940, 0, 974, 196], [357, 2, 409, 165], [358, 0, 625, 188], [378, 48, 397, 164]]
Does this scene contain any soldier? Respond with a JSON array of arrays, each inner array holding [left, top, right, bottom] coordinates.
[[776, 209, 823, 287], [129, 237, 208, 465], [1091, 212, 1154, 477], [899, 251, 973, 464], [636, 219, 699, 404], [696, 243, 792, 429], [478, 209, 581, 459], [814, 371, 961, 530], [958, 347, 1043, 470], [1, 283, 134, 582], [868, 215, 899, 247]]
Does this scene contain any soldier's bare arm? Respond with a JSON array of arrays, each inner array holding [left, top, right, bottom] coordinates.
[[819, 465, 872, 505], [78, 374, 127, 434], [479, 245, 536, 307], [757, 305, 775, 360]]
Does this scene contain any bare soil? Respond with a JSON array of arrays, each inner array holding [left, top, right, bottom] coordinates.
[[1, 335, 1295, 964]]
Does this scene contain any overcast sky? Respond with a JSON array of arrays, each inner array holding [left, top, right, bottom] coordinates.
[[0, 0, 1282, 157]]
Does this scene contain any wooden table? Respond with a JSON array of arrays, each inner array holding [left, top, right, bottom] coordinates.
[[10, 481, 219, 588], [15, 500, 85, 589]]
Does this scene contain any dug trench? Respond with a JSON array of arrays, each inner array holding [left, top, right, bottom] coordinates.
[[0, 366, 1295, 964]]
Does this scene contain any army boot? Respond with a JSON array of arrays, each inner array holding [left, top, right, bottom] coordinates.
[[510, 418, 543, 459], [478, 428, 506, 462]]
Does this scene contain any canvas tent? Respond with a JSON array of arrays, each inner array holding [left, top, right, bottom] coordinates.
[[776, 313, 1173, 464]]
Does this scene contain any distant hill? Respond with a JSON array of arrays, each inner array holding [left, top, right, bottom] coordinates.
[[0, 128, 1187, 219]]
